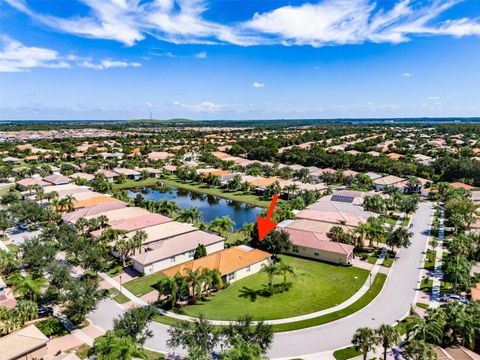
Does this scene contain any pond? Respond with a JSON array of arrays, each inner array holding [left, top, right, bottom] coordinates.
[[128, 186, 263, 230]]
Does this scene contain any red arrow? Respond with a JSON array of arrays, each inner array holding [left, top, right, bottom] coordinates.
[[257, 194, 279, 241]]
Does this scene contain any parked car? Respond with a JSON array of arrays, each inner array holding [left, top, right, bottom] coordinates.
[[440, 294, 469, 304], [38, 306, 54, 317]]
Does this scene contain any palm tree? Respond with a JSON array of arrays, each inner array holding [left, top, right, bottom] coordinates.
[[403, 340, 436, 360], [240, 223, 254, 242], [63, 194, 75, 212], [186, 269, 203, 304], [284, 184, 299, 200], [158, 199, 180, 217], [0, 249, 18, 276], [209, 216, 236, 236], [10, 273, 46, 301], [328, 226, 345, 243], [387, 227, 412, 252], [261, 262, 278, 295], [376, 324, 400, 360], [114, 237, 132, 267], [92, 331, 147, 360], [355, 223, 369, 248], [365, 217, 386, 248], [176, 207, 203, 224], [276, 261, 295, 290], [351, 327, 377, 360], [14, 300, 38, 324], [131, 230, 147, 255], [75, 217, 89, 235], [97, 214, 109, 227]]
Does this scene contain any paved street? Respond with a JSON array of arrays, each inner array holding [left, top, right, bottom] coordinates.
[[268, 202, 433, 358], [87, 202, 434, 359]]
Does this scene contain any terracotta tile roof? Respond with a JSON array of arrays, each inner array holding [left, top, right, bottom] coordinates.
[[450, 182, 476, 190], [163, 165, 177, 172], [114, 168, 140, 176], [73, 195, 122, 209], [286, 219, 352, 233], [471, 283, 480, 302], [147, 151, 173, 161], [43, 174, 72, 185], [0, 325, 48, 360], [162, 245, 270, 277], [70, 172, 94, 181], [211, 151, 234, 160], [386, 152, 402, 160], [91, 213, 172, 237], [96, 169, 118, 178], [374, 175, 405, 186], [17, 178, 49, 187], [296, 209, 369, 227], [86, 206, 149, 221], [281, 228, 354, 255], [247, 176, 283, 187], [62, 201, 128, 223]]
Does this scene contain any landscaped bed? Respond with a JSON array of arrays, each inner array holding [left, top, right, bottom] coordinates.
[[123, 271, 166, 297], [174, 255, 369, 321]]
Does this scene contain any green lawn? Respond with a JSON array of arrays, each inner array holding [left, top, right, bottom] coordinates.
[[424, 250, 436, 270], [152, 272, 387, 332], [112, 178, 160, 190], [176, 255, 368, 321], [224, 231, 248, 246], [421, 278, 433, 293], [416, 302, 429, 310], [161, 176, 272, 208], [108, 288, 131, 304], [333, 346, 362, 360], [123, 271, 166, 297], [382, 258, 394, 268]]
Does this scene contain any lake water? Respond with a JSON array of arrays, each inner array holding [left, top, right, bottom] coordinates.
[[128, 186, 263, 230]]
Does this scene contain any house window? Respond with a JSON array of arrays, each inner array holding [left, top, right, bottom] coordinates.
[[228, 273, 235, 281], [314, 251, 320, 256], [187, 251, 194, 258], [170, 256, 176, 263], [293, 246, 299, 253], [246, 266, 251, 273]]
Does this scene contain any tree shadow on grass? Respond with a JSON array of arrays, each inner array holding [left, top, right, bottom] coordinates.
[[238, 283, 293, 302]]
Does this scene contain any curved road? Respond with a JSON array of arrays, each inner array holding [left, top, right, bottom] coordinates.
[[88, 202, 433, 359]]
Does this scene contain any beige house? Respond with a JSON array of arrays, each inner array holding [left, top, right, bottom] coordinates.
[[131, 231, 225, 275], [0, 325, 49, 360]]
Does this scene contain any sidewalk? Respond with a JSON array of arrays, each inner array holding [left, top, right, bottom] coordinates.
[[99, 250, 388, 326], [430, 206, 444, 308]]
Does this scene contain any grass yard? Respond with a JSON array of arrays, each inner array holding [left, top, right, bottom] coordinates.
[[223, 231, 247, 246], [161, 176, 273, 208], [143, 348, 165, 360], [333, 346, 362, 360], [424, 250, 436, 270], [108, 288, 130, 304], [176, 255, 368, 321], [123, 271, 165, 297], [112, 178, 160, 190]]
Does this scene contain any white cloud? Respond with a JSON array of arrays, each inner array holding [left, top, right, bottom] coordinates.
[[253, 82, 265, 88], [172, 100, 229, 112], [0, 36, 69, 72], [4, 0, 480, 47], [79, 58, 141, 70], [401, 72, 412, 77], [428, 96, 440, 100], [194, 51, 207, 59]]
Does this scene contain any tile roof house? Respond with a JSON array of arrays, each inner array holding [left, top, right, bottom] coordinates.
[[95, 169, 119, 182], [114, 167, 141, 180], [73, 195, 123, 209], [434, 345, 480, 360], [0, 325, 49, 360], [89, 206, 150, 222], [131, 230, 225, 275], [16, 177, 49, 188], [449, 182, 476, 190], [296, 209, 370, 227], [62, 201, 128, 224], [147, 151, 173, 161], [373, 175, 406, 191], [90, 213, 172, 237], [280, 227, 354, 265], [163, 245, 271, 283], [69, 172, 95, 181], [43, 174, 73, 185]]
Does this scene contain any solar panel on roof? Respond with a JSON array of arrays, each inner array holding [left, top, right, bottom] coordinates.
[[331, 195, 354, 203]]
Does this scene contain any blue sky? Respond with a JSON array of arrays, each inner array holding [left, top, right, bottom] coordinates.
[[1, 0, 480, 120]]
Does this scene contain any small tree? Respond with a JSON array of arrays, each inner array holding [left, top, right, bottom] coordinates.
[[194, 244, 207, 259], [352, 327, 377, 360]]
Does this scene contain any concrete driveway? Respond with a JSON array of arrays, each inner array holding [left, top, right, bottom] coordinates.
[[87, 202, 434, 359], [5, 227, 41, 245]]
